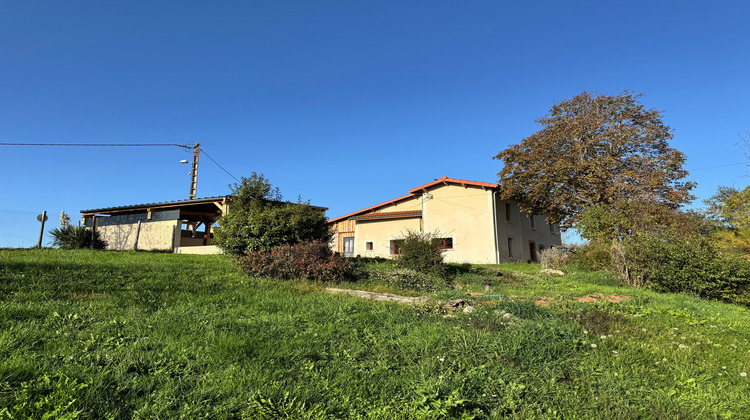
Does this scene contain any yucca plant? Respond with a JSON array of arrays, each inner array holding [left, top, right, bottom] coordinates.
[[50, 226, 107, 250]]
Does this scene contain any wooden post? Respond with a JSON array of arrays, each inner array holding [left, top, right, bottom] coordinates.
[[134, 220, 142, 251], [203, 221, 211, 246], [37, 211, 47, 248]]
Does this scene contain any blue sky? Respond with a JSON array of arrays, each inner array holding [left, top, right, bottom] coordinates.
[[1, 1, 748, 246]]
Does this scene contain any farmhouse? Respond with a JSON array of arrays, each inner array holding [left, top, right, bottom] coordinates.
[[329, 176, 561, 264], [81, 196, 230, 254]]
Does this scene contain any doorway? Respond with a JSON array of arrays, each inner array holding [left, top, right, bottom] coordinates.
[[343, 237, 354, 257]]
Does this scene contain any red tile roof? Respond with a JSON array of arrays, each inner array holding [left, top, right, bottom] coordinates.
[[328, 194, 416, 224], [408, 176, 498, 193]]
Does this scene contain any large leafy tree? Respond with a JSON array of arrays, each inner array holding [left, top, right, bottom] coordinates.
[[704, 186, 750, 255], [213, 173, 332, 256], [705, 186, 750, 230], [494, 91, 695, 228]]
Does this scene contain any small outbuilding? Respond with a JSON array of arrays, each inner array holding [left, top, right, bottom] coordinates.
[[81, 196, 230, 254]]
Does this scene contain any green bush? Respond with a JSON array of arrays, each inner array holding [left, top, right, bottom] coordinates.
[[236, 241, 353, 283], [568, 240, 612, 271], [213, 173, 332, 256], [50, 226, 106, 250], [395, 230, 447, 277], [615, 233, 750, 305]]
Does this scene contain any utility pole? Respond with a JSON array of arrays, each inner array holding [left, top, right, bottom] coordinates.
[[189, 142, 199, 200]]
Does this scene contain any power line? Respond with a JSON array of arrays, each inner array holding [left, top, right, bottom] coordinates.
[[2, 141, 241, 181], [0, 142, 190, 148], [687, 162, 747, 171], [200, 148, 240, 182]]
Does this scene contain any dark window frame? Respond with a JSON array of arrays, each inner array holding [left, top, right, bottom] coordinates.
[[438, 237, 453, 250]]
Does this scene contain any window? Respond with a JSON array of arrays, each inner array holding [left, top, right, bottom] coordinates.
[[529, 214, 536, 229], [529, 241, 537, 262], [507, 237, 514, 258], [438, 238, 453, 250], [390, 239, 404, 255], [365, 242, 373, 251], [505, 203, 512, 222], [549, 223, 556, 233]]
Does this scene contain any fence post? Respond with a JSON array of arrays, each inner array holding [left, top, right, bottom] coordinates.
[[37, 211, 47, 248]]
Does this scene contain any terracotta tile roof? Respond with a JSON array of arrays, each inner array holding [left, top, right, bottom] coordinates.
[[408, 176, 498, 193], [351, 210, 422, 221], [328, 194, 416, 224]]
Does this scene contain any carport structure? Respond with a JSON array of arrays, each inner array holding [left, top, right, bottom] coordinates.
[[81, 196, 230, 251]]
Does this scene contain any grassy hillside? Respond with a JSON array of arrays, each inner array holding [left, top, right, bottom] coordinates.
[[1, 249, 749, 419]]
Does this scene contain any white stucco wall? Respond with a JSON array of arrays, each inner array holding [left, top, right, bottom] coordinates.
[[97, 220, 179, 251], [420, 185, 497, 264], [494, 197, 561, 263], [175, 245, 222, 255], [354, 217, 421, 258]]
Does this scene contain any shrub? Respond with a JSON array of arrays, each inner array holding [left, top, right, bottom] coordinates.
[[214, 173, 332, 256], [395, 230, 447, 277], [568, 240, 612, 271], [50, 226, 106, 250], [538, 247, 569, 269], [236, 241, 353, 283], [614, 232, 750, 305]]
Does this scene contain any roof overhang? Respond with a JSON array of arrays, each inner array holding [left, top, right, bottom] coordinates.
[[351, 211, 422, 221], [409, 176, 498, 194], [81, 196, 328, 225]]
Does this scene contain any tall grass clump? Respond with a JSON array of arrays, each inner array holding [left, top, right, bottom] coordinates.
[[539, 247, 569, 269]]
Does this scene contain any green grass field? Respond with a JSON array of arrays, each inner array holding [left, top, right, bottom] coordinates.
[[1, 249, 749, 419]]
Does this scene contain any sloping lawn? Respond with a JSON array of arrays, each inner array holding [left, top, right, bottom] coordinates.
[[1, 249, 748, 419]]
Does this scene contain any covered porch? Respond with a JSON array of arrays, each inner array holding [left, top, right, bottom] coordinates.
[[81, 196, 230, 252]]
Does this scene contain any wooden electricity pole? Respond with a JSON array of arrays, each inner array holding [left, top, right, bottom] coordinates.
[[189, 142, 199, 200]]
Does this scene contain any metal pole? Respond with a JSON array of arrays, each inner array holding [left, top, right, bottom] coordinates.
[[189, 142, 199, 200], [37, 211, 46, 248]]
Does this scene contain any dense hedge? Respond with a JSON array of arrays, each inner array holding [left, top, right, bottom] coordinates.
[[620, 234, 750, 306]]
